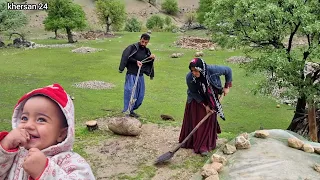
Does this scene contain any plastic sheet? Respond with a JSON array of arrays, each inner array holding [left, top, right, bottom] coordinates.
[[193, 129, 320, 180]]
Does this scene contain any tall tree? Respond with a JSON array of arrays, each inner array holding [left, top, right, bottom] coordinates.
[[43, 0, 87, 43], [205, 0, 320, 141], [95, 0, 126, 33], [196, 0, 213, 24], [0, 0, 27, 33]]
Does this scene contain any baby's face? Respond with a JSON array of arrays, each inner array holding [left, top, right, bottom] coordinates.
[[18, 96, 66, 150]]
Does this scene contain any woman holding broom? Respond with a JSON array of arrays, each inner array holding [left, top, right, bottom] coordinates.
[[179, 58, 232, 156]]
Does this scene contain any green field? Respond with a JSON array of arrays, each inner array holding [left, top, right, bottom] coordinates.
[[0, 31, 294, 177]]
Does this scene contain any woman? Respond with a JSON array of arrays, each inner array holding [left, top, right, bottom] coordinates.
[[179, 58, 232, 156]]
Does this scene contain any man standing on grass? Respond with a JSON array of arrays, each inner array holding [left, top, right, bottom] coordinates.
[[119, 33, 156, 118]]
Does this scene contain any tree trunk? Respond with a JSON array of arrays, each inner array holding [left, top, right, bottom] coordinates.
[[287, 96, 306, 130], [308, 102, 318, 142], [54, 29, 58, 39], [66, 27, 75, 43], [105, 16, 111, 33], [106, 23, 111, 33]]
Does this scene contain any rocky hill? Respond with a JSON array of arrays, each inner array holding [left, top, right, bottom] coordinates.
[[24, 0, 200, 32]]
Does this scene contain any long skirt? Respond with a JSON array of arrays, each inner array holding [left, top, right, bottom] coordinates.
[[179, 100, 221, 153]]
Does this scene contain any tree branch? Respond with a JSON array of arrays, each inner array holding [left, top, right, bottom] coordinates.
[[287, 21, 301, 55]]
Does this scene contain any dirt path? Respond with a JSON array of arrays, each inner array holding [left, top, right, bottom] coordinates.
[[85, 119, 202, 180]]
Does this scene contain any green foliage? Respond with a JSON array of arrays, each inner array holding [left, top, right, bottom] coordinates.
[[205, 0, 320, 103], [124, 17, 142, 32], [164, 24, 178, 32], [96, 0, 126, 32], [164, 16, 172, 26], [146, 15, 164, 30], [0, 0, 27, 32], [185, 12, 197, 26], [0, 32, 294, 177], [43, 0, 87, 32], [161, 0, 179, 15], [197, 0, 213, 24]]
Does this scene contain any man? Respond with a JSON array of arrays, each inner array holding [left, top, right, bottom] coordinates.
[[119, 33, 156, 118]]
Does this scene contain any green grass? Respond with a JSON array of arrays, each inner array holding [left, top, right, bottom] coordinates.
[[0, 31, 294, 178]]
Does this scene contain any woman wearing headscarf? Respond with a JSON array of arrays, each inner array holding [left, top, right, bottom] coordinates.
[[179, 58, 232, 156]]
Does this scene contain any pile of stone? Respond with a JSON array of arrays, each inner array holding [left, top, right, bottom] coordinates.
[[226, 56, 252, 64], [174, 36, 217, 50], [71, 47, 103, 53], [72, 81, 115, 90], [35, 44, 75, 48], [80, 30, 114, 40]]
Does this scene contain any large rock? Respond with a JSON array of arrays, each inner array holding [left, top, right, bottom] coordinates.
[[107, 117, 142, 136]]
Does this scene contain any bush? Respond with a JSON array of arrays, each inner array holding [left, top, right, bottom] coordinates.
[[164, 24, 178, 32], [146, 15, 164, 30], [161, 0, 179, 15], [164, 16, 172, 26], [185, 12, 196, 26], [124, 17, 142, 32]]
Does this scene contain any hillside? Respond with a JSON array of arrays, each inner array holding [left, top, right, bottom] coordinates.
[[23, 0, 200, 33]]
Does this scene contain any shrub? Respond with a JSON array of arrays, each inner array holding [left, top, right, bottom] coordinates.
[[164, 16, 172, 26], [161, 0, 179, 15], [164, 24, 178, 32], [146, 15, 164, 30], [124, 17, 142, 32], [185, 12, 196, 27]]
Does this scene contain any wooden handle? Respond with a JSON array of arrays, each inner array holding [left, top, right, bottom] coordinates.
[[171, 112, 213, 153]]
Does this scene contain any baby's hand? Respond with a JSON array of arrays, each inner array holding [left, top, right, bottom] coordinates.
[[23, 148, 47, 179], [1, 128, 30, 150]]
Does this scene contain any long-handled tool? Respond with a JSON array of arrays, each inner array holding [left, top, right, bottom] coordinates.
[[154, 111, 214, 164], [124, 57, 153, 115], [124, 65, 141, 115]]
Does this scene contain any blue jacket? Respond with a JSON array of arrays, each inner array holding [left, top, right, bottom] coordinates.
[[186, 65, 232, 103]]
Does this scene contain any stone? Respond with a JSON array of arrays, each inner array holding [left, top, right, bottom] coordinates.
[[222, 144, 236, 155], [201, 163, 218, 178], [211, 154, 227, 165], [302, 144, 314, 153], [287, 137, 304, 149], [107, 116, 142, 136], [254, 130, 269, 138], [235, 135, 251, 149]]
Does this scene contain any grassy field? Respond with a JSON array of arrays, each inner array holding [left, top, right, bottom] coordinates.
[[0, 31, 294, 177]]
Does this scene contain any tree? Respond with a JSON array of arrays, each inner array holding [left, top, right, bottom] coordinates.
[[146, 15, 164, 30], [161, 0, 179, 15], [43, 0, 87, 43], [0, 0, 27, 33], [197, 0, 213, 24], [124, 17, 142, 32], [205, 0, 320, 141], [185, 12, 196, 28], [96, 0, 126, 33]]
